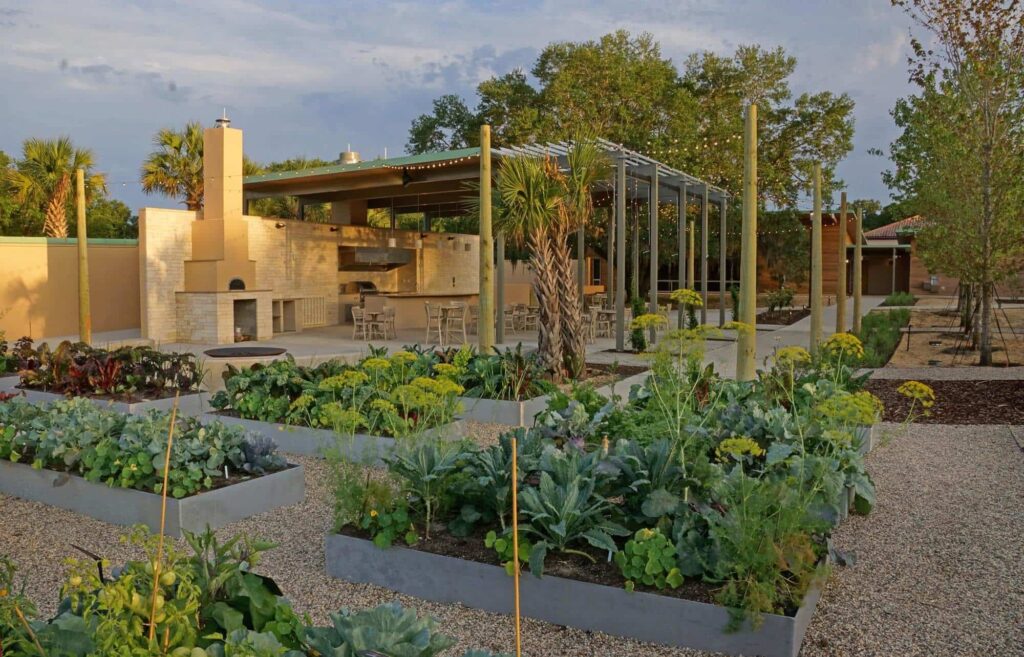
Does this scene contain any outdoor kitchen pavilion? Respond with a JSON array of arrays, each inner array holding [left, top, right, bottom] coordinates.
[[242, 138, 728, 348]]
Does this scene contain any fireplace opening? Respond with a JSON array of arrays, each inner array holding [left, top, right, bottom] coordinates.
[[233, 299, 257, 342], [229, 278, 246, 291]]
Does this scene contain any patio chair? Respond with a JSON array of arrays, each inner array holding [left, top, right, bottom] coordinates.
[[443, 303, 468, 345], [503, 306, 518, 334], [425, 302, 444, 344], [352, 307, 385, 341], [522, 306, 539, 331], [594, 307, 613, 338], [382, 306, 397, 339], [466, 304, 479, 335]]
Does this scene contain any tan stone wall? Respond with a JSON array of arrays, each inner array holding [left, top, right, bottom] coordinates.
[[141, 210, 339, 343], [140, 208, 195, 343], [0, 237, 140, 340]]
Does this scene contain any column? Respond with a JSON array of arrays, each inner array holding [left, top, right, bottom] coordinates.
[[496, 232, 505, 344], [836, 191, 848, 333], [615, 155, 627, 351], [736, 104, 758, 381], [853, 208, 863, 333], [648, 165, 659, 343], [719, 195, 728, 326], [810, 162, 823, 351], [478, 125, 495, 351], [700, 184, 709, 325], [677, 182, 687, 328]]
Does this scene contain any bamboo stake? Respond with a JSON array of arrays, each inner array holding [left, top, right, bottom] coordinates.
[[148, 391, 180, 642], [14, 604, 46, 656], [511, 434, 522, 657]]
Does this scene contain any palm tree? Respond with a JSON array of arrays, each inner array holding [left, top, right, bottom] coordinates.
[[495, 155, 565, 378], [4, 137, 105, 238], [552, 138, 610, 377], [141, 122, 204, 210]]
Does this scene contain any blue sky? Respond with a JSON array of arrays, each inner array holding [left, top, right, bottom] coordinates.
[[0, 0, 916, 211]]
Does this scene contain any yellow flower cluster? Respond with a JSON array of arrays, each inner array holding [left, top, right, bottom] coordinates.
[[289, 393, 315, 411], [774, 346, 812, 366], [321, 402, 366, 432], [669, 288, 703, 307], [715, 436, 765, 462], [319, 370, 370, 391], [433, 363, 461, 378], [361, 357, 392, 371], [817, 390, 883, 426], [630, 313, 668, 331], [897, 380, 935, 408], [370, 398, 398, 415], [723, 320, 754, 334], [389, 351, 418, 365], [821, 333, 865, 360]]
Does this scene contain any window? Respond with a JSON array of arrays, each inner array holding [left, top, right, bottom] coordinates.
[[591, 259, 602, 285]]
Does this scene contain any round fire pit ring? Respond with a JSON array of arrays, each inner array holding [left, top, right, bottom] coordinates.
[[203, 347, 288, 359]]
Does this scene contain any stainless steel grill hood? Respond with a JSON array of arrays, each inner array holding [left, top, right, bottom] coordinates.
[[337, 246, 412, 272]]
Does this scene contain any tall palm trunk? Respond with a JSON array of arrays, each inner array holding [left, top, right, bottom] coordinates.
[[553, 220, 586, 378], [529, 228, 563, 381], [44, 172, 71, 238]]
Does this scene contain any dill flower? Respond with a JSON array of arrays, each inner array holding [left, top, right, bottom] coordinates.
[[715, 436, 765, 462], [361, 357, 391, 371], [817, 390, 883, 426], [774, 346, 812, 366], [669, 288, 703, 307], [897, 380, 935, 408], [433, 363, 460, 378], [390, 351, 418, 365], [821, 333, 865, 360], [630, 313, 668, 331], [370, 399, 398, 415], [289, 393, 315, 411]]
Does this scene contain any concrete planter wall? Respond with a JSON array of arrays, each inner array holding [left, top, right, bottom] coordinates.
[[457, 370, 651, 427], [207, 414, 466, 462], [0, 459, 304, 537], [325, 533, 820, 657], [856, 424, 876, 455], [0, 378, 209, 417]]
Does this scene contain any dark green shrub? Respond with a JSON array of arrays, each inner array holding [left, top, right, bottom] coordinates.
[[881, 291, 916, 307], [854, 309, 911, 366]]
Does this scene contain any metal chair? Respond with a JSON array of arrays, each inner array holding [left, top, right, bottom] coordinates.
[[503, 306, 518, 334], [352, 306, 367, 340], [425, 302, 444, 344], [466, 304, 479, 335], [443, 303, 468, 345], [383, 306, 397, 339]]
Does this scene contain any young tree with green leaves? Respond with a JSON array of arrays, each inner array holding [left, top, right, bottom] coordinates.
[[884, 0, 1024, 364]]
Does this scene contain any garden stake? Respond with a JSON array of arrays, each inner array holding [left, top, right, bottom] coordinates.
[[148, 391, 180, 642], [510, 433, 522, 657], [14, 604, 45, 656]]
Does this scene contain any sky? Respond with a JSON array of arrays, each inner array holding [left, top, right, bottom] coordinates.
[[0, 0, 918, 211]]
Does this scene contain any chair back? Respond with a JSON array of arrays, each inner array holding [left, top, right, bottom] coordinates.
[[352, 307, 364, 322]]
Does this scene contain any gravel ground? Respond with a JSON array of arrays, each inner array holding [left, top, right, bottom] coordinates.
[[868, 366, 1024, 380], [2, 421, 1022, 656]]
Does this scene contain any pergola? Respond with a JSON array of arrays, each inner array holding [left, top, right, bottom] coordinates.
[[242, 139, 730, 350]]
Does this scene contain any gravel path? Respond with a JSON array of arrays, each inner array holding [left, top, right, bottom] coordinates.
[[2, 421, 1022, 656], [867, 366, 1024, 380]]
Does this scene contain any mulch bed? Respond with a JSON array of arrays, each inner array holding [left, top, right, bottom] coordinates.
[[756, 308, 810, 325], [864, 378, 1024, 424]]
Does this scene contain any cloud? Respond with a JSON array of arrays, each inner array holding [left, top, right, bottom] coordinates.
[[0, 0, 917, 208]]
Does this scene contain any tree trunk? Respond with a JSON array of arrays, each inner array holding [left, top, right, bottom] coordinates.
[[554, 223, 586, 378], [44, 173, 71, 238], [980, 282, 994, 365], [530, 230, 562, 381]]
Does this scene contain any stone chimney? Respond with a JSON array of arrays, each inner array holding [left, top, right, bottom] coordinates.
[[183, 115, 256, 292]]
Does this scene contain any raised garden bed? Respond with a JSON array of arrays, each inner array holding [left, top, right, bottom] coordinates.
[[207, 412, 467, 460], [325, 532, 821, 657], [459, 364, 650, 426], [0, 378, 209, 416], [0, 458, 304, 536]]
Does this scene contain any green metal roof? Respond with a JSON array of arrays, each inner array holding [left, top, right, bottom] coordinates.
[[243, 147, 481, 185]]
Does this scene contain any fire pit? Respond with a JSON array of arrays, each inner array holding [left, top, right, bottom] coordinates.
[[203, 347, 287, 359]]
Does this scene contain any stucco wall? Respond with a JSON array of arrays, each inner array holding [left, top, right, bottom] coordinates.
[[0, 237, 140, 340]]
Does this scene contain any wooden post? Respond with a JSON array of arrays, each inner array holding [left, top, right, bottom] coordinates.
[[615, 155, 627, 351], [478, 125, 495, 351], [810, 162, 823, 352], [606, 206, 615, 308], [648, 165, 659, 343], [718, 196, 727, 326], [736, 105, 758, 381], [853, 208, 863, 333], [76, 168, 91, 344], [496, 232, 505, 345], [836, 191, 848, 333], [687, 214, 695, 290], [700, 185, 709, 325], [626, 203, 634, 300], [677, 183, 687, 328], [577, 224, 585, 305]]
